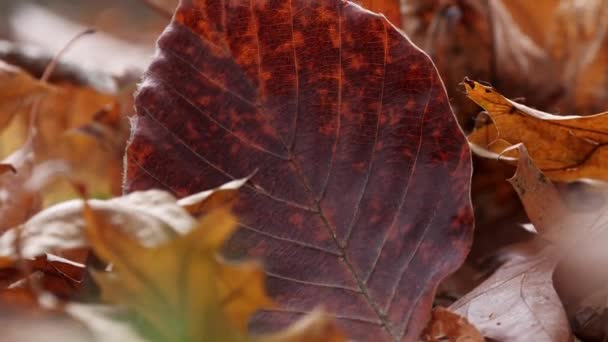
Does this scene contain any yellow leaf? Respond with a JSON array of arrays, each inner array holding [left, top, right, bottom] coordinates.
[[82, 200, 345, 342], [0, 61, 124, 202], [177, 177, 249, 216], [465, 78, 608, 182], [84, 202, 258, 340]]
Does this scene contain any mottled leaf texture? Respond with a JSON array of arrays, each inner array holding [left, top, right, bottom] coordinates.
[[125, 0, 473, 340]]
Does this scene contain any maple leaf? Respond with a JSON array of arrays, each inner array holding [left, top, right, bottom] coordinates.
[[124, 0, 473, 340], [83, 200, 345, 342], [466, 78, 608, 182]]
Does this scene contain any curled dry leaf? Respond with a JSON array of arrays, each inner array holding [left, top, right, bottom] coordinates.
[[450, 248, 571, 342], [420, 306, 484, 342], [83, 202, 345, 342], [509, 145, 608, 339], [0, 177, 248, 267], [506, 144, 579, 243], [453, 138, 597, 341], [177, 177, 250, 216], [125, 0, 473, 339], [466, 78, 608, 182], [0, 190, 194, 266]]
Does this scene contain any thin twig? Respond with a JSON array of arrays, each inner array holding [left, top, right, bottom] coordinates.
[[27, 28, 96, 144], [14, 28, 96, 299]]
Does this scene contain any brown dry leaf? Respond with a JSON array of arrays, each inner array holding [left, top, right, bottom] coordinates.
[[506, 144, 582, 243], [400, 0, 493, 125], [547, 0, 608, 114], [450, 142, 578, 341], [0, 189, 196, 266], [451, 248, 571, 342], [420, 307, 484, 342], [0, 61, 115, 157], [0, 163, 16, 175], [401, 0, 608, 122], [177, 177, 249, 216], [0, 178, 249, 265], [466, 79, 608, 182], [0, 61, 49, 130], [400, 0, 554, 125], [0, 138, 40, 233], [83, 201, 345, 342], [508, 149, 608, 340], [45, 102, 129, 201], [0, 60, 123, 201]]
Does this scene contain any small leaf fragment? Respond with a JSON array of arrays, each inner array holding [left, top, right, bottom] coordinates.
[[420, 307, 484, 342]]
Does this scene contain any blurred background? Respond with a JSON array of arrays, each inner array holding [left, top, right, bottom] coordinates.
[[1, 0, 608, 339], [0, 0, 172, 77]]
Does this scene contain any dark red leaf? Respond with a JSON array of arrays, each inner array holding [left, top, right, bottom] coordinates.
[[124, 0, 473, 340]]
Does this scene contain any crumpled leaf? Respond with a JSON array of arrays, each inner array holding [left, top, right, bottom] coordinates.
[[0, 175, 249, 269], [451, 144, 580, 341], [506, 144, 582, 243], [83, 201, 345, 342], [450, 248, 570, 342], [466, 78, 608, 182], [0, 190, 195, 266], [509, 152, 608, 340], [420, 307, 484, 342], [125, 0, 473, 339]]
